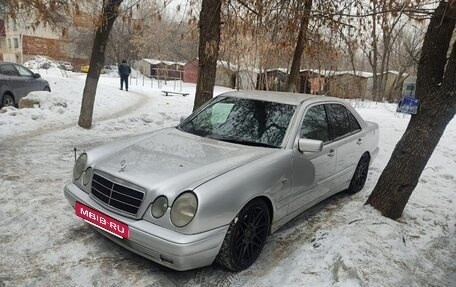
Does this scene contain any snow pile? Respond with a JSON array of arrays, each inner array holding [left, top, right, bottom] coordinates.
[[21, 91, 69, 110], [23, 55, 60, 70]]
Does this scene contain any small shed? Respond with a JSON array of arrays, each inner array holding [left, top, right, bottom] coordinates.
[[236, 69, 258, 90], [183, 59, 236, 88], [327, 71, 373, 99], [183, 58, 199, 83], [134, 58, 160, 77], [135, 58, 184, 80], [161, 61, 185, 80], [256, 68, 288, 91], [382, 71, 408, 102], [215, 60, 236, 88], [298, 69, 331, 94]]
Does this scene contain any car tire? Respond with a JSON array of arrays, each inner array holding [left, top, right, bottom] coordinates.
[[216, 199, 270, 271], [347, 153, 370, 194], [2, 94, 15, 108]]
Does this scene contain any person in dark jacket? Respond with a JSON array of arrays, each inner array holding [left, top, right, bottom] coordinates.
[[118, 60, 131, 91]]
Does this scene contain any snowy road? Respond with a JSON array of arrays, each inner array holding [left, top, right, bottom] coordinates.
[[1, 71, 455, 286]]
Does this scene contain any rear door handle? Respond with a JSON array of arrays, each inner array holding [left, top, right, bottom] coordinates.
[[356, 138, 362, 145], [328, 149, 335, 157]]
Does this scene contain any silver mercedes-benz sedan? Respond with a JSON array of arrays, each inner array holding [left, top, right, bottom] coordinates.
[[64, 91, 379, 271]]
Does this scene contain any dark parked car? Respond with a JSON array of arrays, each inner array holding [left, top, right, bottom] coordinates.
[[0, 62, 51, 108]]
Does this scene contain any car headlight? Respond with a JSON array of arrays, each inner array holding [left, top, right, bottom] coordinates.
[[73, 153, 87, 180], [170, 192, 198, 227], [82, 167, 92, 186], [151, 196, 168, 218]]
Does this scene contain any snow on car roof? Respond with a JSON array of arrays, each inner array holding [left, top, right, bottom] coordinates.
[[220, 90, 341, 106]]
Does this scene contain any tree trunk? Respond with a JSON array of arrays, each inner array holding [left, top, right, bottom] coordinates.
[[193, 0, 222, 112], [370, 0, 379, 101], [366, 1, 456, 219], [286, 0, 312, 93], [78, 0, 123, 128]]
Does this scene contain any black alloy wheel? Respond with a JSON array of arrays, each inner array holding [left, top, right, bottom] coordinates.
[[347, 153, 370, 194], [217, 199, 270, 271], [1, 94, 15, 108]]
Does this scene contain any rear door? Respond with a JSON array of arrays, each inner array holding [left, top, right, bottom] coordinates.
[[326, 103, 364, 192]]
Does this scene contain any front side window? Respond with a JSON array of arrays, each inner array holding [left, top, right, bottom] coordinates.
[[300, 104, 330, 142], [15, 65, 34, 77], [327, 104, 353, 139], [179, 97, 296, 148]]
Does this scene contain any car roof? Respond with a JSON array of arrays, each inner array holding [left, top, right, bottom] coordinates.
[[220, 90, 343, 106]]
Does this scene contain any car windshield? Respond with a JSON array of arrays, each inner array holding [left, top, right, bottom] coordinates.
[[179, 96, 296, 148]]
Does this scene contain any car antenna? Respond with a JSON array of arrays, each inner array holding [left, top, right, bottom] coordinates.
[[74, 147, 77, 162]]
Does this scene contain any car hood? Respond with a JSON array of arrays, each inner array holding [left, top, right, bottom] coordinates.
[[92, 128, 271, 201]]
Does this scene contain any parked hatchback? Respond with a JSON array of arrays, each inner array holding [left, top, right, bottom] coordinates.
[[0, 62, 51, 108]]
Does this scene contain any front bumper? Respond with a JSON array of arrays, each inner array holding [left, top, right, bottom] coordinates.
[[64, 183, 228, 271]]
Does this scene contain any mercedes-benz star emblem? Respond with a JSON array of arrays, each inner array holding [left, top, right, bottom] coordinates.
[[119, 160, 127, 172]]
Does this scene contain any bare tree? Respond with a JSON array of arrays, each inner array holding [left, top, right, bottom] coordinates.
[[286, 0, 313, 92], [78, 0, 123, 128], [193, 0, 223, 111], [366, 1, 456, 219]]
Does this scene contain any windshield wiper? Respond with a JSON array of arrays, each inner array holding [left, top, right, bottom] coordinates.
[[208, 136, 278, 148]]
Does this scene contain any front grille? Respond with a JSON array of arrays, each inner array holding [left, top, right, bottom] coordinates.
[[91, 173, 144, 215]]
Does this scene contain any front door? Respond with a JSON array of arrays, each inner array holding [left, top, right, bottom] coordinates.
[[14, 64, 40, 95], [290, 104, 336, 214]]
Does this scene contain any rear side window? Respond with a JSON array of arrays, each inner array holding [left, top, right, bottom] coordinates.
[[300, 104, 330, 142], [348, 111, 361, 132], [0, 64, 19, 76], [327, 104, 351, 139]]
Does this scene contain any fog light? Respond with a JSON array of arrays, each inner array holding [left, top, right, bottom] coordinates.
[[151, 196, 168, 218], [82, 167, 92, 186]]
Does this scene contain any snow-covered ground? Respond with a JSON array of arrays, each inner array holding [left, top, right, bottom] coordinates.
[[0, 69, 454, 287]]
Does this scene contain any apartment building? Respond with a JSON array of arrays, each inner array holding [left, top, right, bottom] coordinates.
[[0, 12, 89, 67], [0, 14, 62, 63]]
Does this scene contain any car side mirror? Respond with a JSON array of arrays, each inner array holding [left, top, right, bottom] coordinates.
[[34, 73, 41, 78], [180, 116, 187, 123], [298, 138, 323, 153]]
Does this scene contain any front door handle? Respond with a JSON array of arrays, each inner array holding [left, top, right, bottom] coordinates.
[[328, 149, 335, 157]]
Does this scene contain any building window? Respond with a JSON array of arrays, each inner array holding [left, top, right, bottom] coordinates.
[[8, 38, 11, 49], [13, 38, 19, 49]]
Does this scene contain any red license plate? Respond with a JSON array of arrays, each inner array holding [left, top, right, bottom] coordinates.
[[75, 202, 130, 239]]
